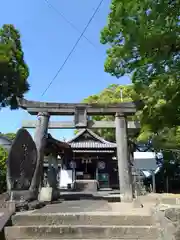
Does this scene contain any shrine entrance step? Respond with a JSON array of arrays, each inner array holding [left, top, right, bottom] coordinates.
[[59, 189, 121, 202], [73, 180, 98, 192], [5, 200, 159, 239]]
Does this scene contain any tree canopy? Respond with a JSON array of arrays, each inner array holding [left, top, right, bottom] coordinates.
[[0, 146, 7, 193], [0, 132, 15, 193], [82, 84, 137, 142], [81, 84, 144, 142], [82, 84, 180, 152], [101, 0, 180, 132], [0, 24, 29, 109]]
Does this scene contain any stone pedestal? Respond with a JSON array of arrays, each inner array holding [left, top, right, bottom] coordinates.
[[7, 190, 37, 202], [73, 180, 98, 192], [38, 187, 53, 202]]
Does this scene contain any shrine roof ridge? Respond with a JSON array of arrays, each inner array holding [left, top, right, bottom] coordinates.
[[47, 133, 71, 149], [67, 128, 113, 144], [17, 98, 140, 116], [67, 129, 116, 149]]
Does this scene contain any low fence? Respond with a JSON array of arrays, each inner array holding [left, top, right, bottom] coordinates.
[[0, 192, 9, 202], [0, 192, 15, 240]]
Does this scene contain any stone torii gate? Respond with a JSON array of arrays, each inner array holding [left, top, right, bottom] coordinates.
[[18, 98, 140, 201]]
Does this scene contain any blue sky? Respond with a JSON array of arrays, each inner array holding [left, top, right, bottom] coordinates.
[[0, 0, 130, 140]]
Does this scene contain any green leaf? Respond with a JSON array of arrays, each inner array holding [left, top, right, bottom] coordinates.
[[0, 24, 29, 109], [101, 0, 180, 131]]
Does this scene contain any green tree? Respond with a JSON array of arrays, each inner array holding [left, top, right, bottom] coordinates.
[[101, 0, 180, 132], [80, 84, 180, 152], [81, 84, 139, 141], [0, 146, 7, 193], [0, 132, 15, 193], [0, 24, 29, 109], [139, 126, 180, 152]]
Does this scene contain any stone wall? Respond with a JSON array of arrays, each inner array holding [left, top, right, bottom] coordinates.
[[151, 204, 180, 240], [0, 210, 13, 240], [0, 193, 15, 240]]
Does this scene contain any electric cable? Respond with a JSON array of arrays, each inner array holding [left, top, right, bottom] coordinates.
[[41, 0, 104, 97], [43, 0, 97, 49]]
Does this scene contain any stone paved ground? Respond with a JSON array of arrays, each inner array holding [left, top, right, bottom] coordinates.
[[34, 192, 160, 215], [35, 200, 111, 213], [0, 193, 15, 234], [33, 199, 154, 216]]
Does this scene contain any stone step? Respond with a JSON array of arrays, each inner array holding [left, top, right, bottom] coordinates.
[[12, 212, 155, 226], [59, 193, 121, 202], [5, 225, 159, 239]]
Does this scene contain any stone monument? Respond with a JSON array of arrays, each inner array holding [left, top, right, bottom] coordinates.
[[6, 128, 38, 201]]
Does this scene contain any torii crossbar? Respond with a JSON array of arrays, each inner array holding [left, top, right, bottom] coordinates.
[[17, 98, 138, 115]]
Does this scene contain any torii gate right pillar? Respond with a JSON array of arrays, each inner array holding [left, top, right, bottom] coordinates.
[[115, 113, 133, 201]]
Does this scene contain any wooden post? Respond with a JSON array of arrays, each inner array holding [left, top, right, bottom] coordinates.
[[166, 176, 169, 193], [96, 163, 98, 181], [30, 112, 50, 192], [152, 170, 156, 193], [115, 113, 133, 201], [72, 161, 76, 182]]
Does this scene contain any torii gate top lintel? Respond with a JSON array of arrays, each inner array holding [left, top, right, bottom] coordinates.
[[17, 98, 139, 116]]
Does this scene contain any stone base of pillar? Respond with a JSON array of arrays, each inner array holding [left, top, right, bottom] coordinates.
[[38, 187, 60, 202], [7, 190, 38, 201], [120, 193, 133, 203], [133, 198, 144, 208], [38, 187, 52, 202]]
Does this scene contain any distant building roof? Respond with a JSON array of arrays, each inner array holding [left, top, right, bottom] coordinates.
[[0, 135, 12, 151], [45, 134, 72, 155], [67, 129, 116, 150]]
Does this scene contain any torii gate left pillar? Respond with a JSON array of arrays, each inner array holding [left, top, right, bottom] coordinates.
[[30, 112, 50, 192]]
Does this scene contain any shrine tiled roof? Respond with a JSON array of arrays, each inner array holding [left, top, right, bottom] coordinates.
[[73, 149, 115, 153], [67, 129, 116, 149], [70, 141, 116, 149]]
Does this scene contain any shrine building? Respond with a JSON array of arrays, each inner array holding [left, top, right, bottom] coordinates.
[[59, 129, 119, 189]]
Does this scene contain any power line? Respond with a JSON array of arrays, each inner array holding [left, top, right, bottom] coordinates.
[[43, 0, 97, 49], [41, 0, 104, 97]]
